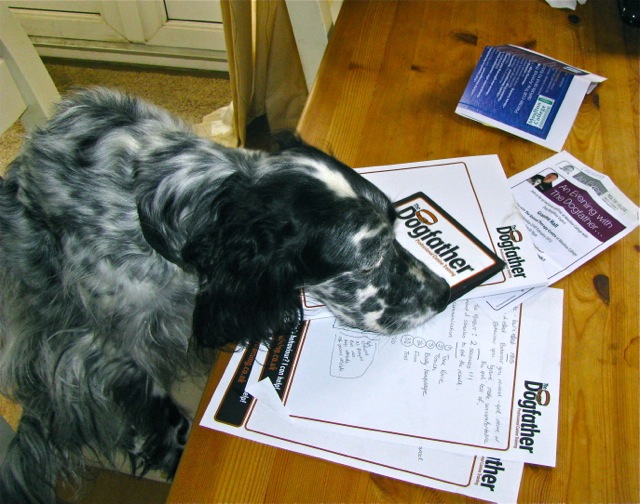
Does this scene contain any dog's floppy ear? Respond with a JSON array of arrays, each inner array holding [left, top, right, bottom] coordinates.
[[181, 179, 303, 348]]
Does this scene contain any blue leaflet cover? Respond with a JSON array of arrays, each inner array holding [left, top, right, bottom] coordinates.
[[458, 46, 587, 140]]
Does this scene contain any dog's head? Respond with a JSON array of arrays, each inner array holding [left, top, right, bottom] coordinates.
[[182, 137, 449, 348]]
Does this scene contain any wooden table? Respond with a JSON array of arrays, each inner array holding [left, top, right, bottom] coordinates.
[[168, 1, 639, 502]]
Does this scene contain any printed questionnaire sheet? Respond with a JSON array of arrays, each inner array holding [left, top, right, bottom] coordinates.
[[283, 289, 562, 466], [202, 288, 563, 501], [200, 336, 532, 504], [206, 352, 524, 503]]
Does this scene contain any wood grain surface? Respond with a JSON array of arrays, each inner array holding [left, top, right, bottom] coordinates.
[[168, 1, 639, 502]]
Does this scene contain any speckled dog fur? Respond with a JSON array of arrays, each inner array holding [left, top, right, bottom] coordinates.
[[0, 88, 449, 503]]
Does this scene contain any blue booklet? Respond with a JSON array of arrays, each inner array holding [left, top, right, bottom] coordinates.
[[456, 45, 605, 151]]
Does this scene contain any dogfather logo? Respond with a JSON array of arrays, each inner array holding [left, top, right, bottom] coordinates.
[[495, 225, 529, 279], [515, 380, 551, 454], [395, 193, 505, 301], [398, 205, 477, 276]]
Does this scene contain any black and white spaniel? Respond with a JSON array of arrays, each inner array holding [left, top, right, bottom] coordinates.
[[0, 88, 449, 503]]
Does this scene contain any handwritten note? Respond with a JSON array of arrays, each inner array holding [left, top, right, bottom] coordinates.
[[287, 297, 531, 453], [330, 328, 380, 378]]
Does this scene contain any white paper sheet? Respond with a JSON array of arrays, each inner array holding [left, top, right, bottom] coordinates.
[[201, 289, 563, 502], [283, 290, 563, 466], [482, 152, 639, 312], [228, 396, 524, 503], [545, 0, 587, 10]]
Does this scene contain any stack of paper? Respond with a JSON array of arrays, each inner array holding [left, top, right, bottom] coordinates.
[[200, 153, 638, 503], [303, 155, 548, 321], [203, 289, 563, 502]]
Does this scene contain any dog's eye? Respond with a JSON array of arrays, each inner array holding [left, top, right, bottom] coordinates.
[[359, 251, 386, 274], [388, 206, 398, 223]]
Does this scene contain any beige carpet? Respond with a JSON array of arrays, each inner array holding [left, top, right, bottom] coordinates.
[[1, 59, 232, 171]]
